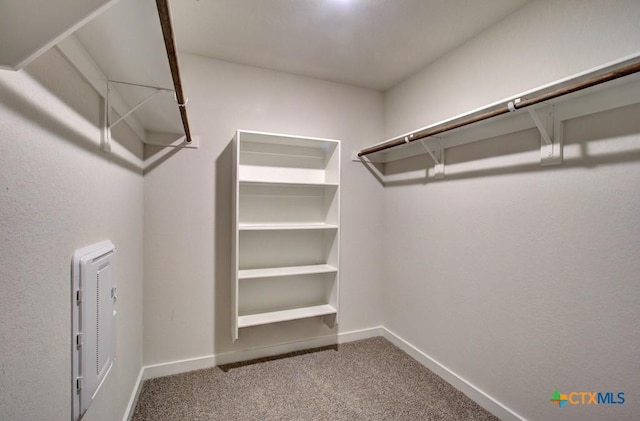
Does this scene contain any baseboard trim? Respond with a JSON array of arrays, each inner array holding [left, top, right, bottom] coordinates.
[[143, 326, 384, 380], [122, 367, 144, 421], [143, 354, 217, 380], [381, 328, 527, 421]]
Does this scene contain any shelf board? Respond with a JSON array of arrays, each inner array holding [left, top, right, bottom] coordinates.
[[238, 130, 340, 148], [239, 179, 338, 188], [239, 223, 338, 231], [238, 304, 337, 328], [239, 264, 337, 280]]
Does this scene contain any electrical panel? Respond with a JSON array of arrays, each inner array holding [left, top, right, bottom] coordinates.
[[72, 241, 117, 421]]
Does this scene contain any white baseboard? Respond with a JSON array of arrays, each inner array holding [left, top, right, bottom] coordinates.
[[143, 326, 384, 380], [143, 354, 217, 380], [381, 328, 527, 421], [122, 367, 144, 421]]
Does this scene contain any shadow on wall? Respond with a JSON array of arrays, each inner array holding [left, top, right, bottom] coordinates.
[[214, 140, 234, 353], [0, 51, 143, 174], [142, 144, 182, 175], [364, 102, 640, 187]]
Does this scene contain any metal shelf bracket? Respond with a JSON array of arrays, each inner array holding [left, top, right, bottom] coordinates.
[[107, 80, 174, 131], [419, 138, 445, 179], [527, 105, 562, 166], [101, 80, 178, 152], [101, 82, 111, 153]]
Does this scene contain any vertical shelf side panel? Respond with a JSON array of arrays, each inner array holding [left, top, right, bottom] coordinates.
[[336, 142, 341, 324], [231, 133, 240, 342], [325, 141, 340, 327]]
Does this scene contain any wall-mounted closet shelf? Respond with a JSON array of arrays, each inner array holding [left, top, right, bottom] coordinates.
[[357, 53, 640, 168], [232, 130, 341, 342], [53, 0, 195, 149], [238, 304, 338, 329], [0, 0, 119, 71]]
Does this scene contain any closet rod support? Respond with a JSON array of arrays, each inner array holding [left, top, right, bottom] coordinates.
[[531, 105, 562, 166], [108, 88, 165, 130], [419, 139, 445, 178], [108, 79, 174, 92], [418, 139, 440, 165], [101, 82, 111, 153], [528, 108, 553, 146]]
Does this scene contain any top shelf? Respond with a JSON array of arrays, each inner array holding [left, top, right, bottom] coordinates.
[[239, 179, 338, 188], [238, 130, 340, 149]]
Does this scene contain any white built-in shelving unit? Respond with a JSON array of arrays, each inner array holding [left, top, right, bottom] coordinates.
[[231, 131, 341, 342]]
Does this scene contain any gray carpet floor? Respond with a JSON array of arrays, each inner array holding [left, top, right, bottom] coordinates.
[[132, 337, 499, 421]]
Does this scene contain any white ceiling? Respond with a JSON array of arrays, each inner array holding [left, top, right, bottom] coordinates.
[[170, 0, 528, 91]]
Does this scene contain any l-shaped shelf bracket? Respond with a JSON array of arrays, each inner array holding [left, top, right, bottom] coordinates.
[[101, 82, 111, 152], [107, 80, 172, 130], [531, 105, 563, 166], [101, 79, 198, 152], [419, 138, 445, 178], [509, 100, 562, 166], [531, 105, 562, 166]]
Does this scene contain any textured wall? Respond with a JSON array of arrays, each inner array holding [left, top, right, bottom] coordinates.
[[385, 0, 640, 138], [0, 49, 144, 421], [143, 55, 385, 364], [381, 0, 640, 420]]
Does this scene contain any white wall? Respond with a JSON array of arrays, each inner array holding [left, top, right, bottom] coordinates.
[[382, 1, 640, 420], [143, 55, 385, 364], [385, 0, 640, 138], [0, 49, 144, 421]]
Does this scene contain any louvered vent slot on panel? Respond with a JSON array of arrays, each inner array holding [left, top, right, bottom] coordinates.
[[96, 264, 112, 379], [72, 241, 117, 421]]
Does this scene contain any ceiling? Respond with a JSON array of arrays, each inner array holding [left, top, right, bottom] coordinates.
[[169, 0, 528, 91]]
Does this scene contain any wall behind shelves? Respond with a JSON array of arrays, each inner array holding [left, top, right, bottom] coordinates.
[[382, 1, 640, 420], [143, 54, 385, 364], [0, 49, 144, 421]]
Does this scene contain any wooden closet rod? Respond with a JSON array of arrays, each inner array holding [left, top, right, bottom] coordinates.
[[156, 0, 192, 143], [358, 59, 640, 157]]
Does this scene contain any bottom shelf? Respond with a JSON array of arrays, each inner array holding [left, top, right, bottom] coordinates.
[[238, 304, 337, 328]]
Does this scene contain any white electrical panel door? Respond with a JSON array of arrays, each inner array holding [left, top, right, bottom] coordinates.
[[72, 241, 117, 421]]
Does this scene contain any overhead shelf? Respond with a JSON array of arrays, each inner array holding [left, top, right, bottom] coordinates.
[[238, 304, 337, 328], [0, 0, 119, 71], [53, 0, 194, 149], [357, 53, 640, 166]]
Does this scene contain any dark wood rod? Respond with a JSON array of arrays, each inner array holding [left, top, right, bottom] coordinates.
[[358, 59, 640, 157], [156, 0, 192, 143]]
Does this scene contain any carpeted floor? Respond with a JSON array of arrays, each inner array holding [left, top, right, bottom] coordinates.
[[132, 337, 499, 421]]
